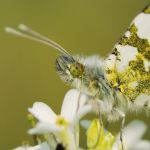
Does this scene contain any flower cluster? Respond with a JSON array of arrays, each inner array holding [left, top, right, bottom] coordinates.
[[14, 89, 150, 150]]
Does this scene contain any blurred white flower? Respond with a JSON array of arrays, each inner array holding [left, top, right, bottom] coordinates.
[[86, 119, 150, 150], [28, 89, 92, 150], [14, 89, 150, 150], [13, 142, 50, 150], [112, 120, 150, 150]]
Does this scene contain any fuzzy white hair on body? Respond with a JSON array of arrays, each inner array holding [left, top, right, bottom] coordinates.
[[77, 55, 104, 70]]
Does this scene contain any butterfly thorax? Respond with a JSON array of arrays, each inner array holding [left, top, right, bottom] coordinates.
[[57, 55, 128, 107], [78, 66, 126, 102]]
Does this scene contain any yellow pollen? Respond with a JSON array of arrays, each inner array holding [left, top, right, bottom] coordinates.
[[55, 116, 68, 127]]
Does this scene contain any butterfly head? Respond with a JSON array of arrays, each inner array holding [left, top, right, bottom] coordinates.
[[55, 55, 84, 83]]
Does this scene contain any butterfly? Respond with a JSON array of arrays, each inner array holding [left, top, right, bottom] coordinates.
[[5, 3, 150, 150]]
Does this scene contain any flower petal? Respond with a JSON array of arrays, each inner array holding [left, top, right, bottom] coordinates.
[[57, 128, 77, 150], [13, 142, 51, 150], [112, 120, 147, 150], [13, 147, 27, 150], [29, 142, 51, 150], [28, 122, 61, 135], [132, 140, 150, 150], [28, 102, 56, 124], [61, 89, 88, 122]]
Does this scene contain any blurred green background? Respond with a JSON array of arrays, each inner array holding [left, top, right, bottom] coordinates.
[[0, 0, 150, 149]]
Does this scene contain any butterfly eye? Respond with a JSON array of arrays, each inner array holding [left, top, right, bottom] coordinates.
[[69, 63, 84, 78]]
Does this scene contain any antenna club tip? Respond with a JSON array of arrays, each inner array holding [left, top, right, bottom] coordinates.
[[18, 24, 28, 30], [4, 27, 21, 36], [5, 27, 12, 33]]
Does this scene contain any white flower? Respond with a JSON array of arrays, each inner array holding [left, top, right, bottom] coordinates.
[[28, 89, 92, 150], [112, 120, 150, 150], [13, 142, 50, 150]]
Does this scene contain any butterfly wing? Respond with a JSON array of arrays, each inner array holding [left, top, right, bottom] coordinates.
[[104, 4, 150, 103]]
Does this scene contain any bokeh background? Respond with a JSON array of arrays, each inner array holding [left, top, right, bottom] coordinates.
[[0, 0, 150, 149]]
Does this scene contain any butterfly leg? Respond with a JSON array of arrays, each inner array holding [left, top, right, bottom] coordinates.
[[114, 108, 125, 150], [105, 119, 110, 130], [98, 108, 103, 129], [143, 100, 150, 116], [120, 112, 125, 150], [97, 99, 104, 132]]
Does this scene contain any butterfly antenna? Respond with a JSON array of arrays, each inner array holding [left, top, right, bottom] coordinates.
[[5, 24, 71, 56], [18, 24, 70, 55]]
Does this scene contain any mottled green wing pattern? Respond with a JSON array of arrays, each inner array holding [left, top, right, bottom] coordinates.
[[105, 4, 150, 102]]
